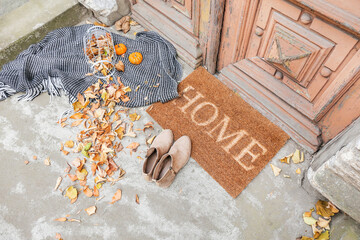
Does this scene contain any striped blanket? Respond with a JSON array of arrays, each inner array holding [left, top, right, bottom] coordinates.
[[0, 25, 182, 107]]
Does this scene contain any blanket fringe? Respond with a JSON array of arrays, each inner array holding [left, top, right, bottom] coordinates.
[[0, 82, 17, 100], [17, 77, 69, 102]]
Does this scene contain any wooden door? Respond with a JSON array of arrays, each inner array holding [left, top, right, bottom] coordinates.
[[217, 0, 360, 152], [131, 0, 203, 68]]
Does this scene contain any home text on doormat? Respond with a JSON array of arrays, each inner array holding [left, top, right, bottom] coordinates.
[[147, 67, 289, 198]]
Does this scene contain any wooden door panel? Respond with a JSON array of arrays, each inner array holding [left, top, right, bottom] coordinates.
[[132, 0, 202, 68], [217, 0, 360, 151], [143, 0, 199, 36]]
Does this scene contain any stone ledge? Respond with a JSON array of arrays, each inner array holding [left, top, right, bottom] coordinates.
[[308, 136, 360, 223]]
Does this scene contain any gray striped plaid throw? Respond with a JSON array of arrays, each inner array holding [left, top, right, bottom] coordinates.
[[0, 25, 182, 107]]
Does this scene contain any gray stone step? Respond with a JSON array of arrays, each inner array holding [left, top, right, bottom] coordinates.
[[0, 0, 91, 69]]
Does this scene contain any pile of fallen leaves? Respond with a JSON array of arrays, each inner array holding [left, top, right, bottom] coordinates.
[[270, 149, 305, 177], [55, 76, 154, 206], [298, 200, 339, 240]]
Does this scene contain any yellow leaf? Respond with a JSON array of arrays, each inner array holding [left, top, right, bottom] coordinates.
[[96, 183, 103, 189], [270, 164, 281, 176], [64, 140, 74, 148], [65, 186, 78, 200], [296, 168, 301, 174], [129, 112, 139, 122], [115, 127, 125, 139], [316, 200, 335, 218], [303, 214, 317, 225], [76, 168, 88, 181], [280, 153, 293, 164], [317, 231, 329, 240], [292, 149, 301, 164]]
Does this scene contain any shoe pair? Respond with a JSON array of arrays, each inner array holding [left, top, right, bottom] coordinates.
[[142, 129, 191, 188]]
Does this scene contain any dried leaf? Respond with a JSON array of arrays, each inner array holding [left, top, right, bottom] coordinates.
[[300, 151, 305, 163], [110, 189, 122, 204], [72, 158, 81, 168], [279, 153, 292, 164], [296, 168, 301, 174], [71, 119, 83, 127], [55, 233, 63, 240], [135, 194, 139, 204], [303, 213, 317, 226], [65, 186, 78, 200], [93, 185, 99, 197], [292, 149, 301, 164], [317, 216, 331, 229], [68, 218, 81, 222], [94, 21, 107, 27], [85, 205, 97, 216], [24, 160, 29, 165], [64, 140, 74, 148], [127, 142, 140, 151], [33, 156, 37, 160], [70, 113, 88, 119], [68, 174, 78, 182], [328, 202, 339, 214], [146, 135, 156, 145], [270, 164, 281, 176], [76, 168, 88, 181], [115, 60, 125, 72], [316, 200, 335, 218], [317, 231, 329, 240], [129, 112, 139, 122], [303, 208, 314, 217], [54, 217, 67, 222], [44, 157, 51, 166], [54, 177, 62, 191], [83, 186, 93, 197]]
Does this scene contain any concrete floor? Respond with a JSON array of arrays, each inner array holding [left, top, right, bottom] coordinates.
[[1, 19, 360, 240]]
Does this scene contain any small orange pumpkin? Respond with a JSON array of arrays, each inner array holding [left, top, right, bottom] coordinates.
[[115, 43, 127, 55], [129, 52, 143, 65]]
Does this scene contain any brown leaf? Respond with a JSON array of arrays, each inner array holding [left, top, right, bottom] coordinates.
[[33, 155, 37, 160], [71, 119, 83, 127], [122, 21, 130, 33], [94, 21, 108, 27], [127, 142, 140, 151], [83, 186, 93, 198], [24, 160, 29, 165], [85, 205, 97, 216], [55, 233, 63, 240], [316, 200, 335, 218], [110, 189, 122, 204], [115, 60, 125, 72], [135, 194, 140, 204], [54, 217, 67, 222], [70, 113, 88, 119], [77, 92, 85, 106]]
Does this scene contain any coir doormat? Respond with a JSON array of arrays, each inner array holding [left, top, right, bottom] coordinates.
[[147, 67, 289, 198]]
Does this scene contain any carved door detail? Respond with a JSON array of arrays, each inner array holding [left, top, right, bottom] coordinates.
[[218, 0, 360, 151], [132, 0, 202, 68]]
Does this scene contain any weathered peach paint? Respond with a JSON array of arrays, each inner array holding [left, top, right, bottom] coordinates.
[[217, 0, 360, 150]]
